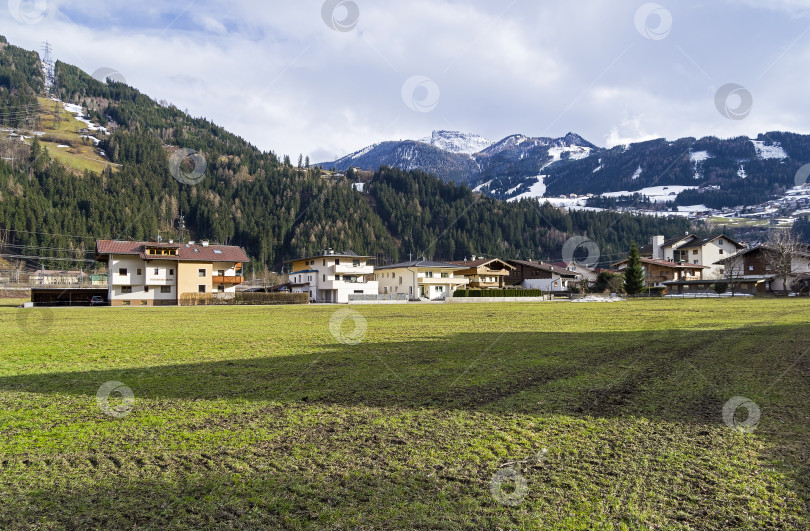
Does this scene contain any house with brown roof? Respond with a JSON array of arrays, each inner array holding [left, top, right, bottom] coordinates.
[[641, 233, 745, 278], [504, 259, 580, 292], [714, 243, 810, 292], [95, 239, 249, 306], [447, 257, 515, 289], [612, 257, 707, 288]]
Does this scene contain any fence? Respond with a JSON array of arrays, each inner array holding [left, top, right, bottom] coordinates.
[[452, 288, 544, 298], [179, 292, 309, 306], [348, 293, 409, 302]]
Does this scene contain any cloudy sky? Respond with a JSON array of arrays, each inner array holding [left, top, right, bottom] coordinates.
[[5, 0, 810, 161]]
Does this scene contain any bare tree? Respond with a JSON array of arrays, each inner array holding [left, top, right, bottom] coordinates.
[[763, 229, 805, 293], [720, 252, 747, 296]]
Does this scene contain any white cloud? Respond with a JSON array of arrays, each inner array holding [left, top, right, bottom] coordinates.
[[3, 0, 810, 160]]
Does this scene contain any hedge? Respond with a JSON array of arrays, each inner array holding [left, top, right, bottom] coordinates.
[[452, 289, 544, 298]]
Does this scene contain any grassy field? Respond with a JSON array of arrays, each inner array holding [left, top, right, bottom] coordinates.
[[1, 299, 808, 529], [24, 97, 118, 174]]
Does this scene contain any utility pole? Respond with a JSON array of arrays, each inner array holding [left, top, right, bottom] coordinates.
[[41, 42, 56, 95], [177, 213, 186, 243]]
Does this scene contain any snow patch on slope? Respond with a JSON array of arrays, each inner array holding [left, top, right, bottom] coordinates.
[[507, 176, 547, 202], [601, 185, 698, 203], [418, 130, 493, 154], [751, 140, 787, 160]]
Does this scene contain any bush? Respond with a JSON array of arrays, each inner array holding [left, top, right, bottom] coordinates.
[[713, 282, 728, 294], [452, 289, 543, 298]]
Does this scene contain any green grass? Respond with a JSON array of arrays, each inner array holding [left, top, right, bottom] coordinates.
[[1, 299, 809, 529], [25, 96, 118, 175]]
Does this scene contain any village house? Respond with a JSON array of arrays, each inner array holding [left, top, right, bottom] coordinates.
[[714, 244, 810, 293], [374, 260, 469, 301], [640, 233, 745, 278], [447, 257, 515, 289], [552, 262, 598, 283], [285, 249, 377, 303], [504, 259, 580, 292], [95, 239, 248, 306], [613, 257, 707, 288]]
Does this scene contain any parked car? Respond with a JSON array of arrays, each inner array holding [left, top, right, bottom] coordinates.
[[90, 296, 105, 306]]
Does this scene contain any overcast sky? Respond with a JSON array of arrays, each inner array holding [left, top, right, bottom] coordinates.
[[5, 0, 810, 162]]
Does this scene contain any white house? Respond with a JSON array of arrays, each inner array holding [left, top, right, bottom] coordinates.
[[96, 240, 248, 306], [374, 260, 469, 301], [285, 249, 378, 303], [642, 234, 746, 279]]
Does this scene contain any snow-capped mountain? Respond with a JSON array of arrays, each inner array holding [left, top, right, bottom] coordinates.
[[321, 131, 596, 187], [417, 130, 493, 154], [323, 131, 810, 211]]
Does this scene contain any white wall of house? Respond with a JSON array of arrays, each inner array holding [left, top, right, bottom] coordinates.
[[108, 255, 177, 304], [521, 276, 570, 291], [289, 255, 378, 303], [375, 266, 468, 300]]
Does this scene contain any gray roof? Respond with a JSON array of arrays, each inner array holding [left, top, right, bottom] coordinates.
[[374, 260, 465, 271], [284, 250, 371, 263], [673, 234, 745, 250]]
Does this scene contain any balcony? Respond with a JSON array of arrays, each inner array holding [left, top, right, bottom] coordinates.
[[333, 263, 374, 275], [212, 275, 244, 284]]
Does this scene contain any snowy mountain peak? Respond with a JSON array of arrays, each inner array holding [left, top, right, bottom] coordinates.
[[417, 130, 493, 154]]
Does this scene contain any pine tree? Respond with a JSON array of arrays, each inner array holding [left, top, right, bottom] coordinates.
[[624, 241, 645, 295]]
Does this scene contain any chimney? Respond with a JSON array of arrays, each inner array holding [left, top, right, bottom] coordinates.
[[651, 235, 665, 260], [188, 241, 195, 245], [201, 240, 209, 247], [168, 239, 173, 244]]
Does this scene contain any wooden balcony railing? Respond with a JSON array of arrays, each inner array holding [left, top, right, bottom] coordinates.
[[212, 275, 243, 284]]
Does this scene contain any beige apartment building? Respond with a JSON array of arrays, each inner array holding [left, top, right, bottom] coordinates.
[[95, 239, 249, 306]]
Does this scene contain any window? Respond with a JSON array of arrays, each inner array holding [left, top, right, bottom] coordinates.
[[160, 286, 171, 293], [144, 286, 149, 292], [323, 259, 326, 266], [323, 274, 326, 281], [425, 271, 433, 278], [169, 269, 174, 275], [121, 286, 132, 294], [213, 249, 222, 254], [198, 269, 206, 277], [718, 239, 724, 245], [336, 275, 341, 281], [441, 272, 449, 278], [719, 249, 724, 255], [765, 265, 772, 271], [399, 276, 403, 285], [198, 285, 206, 293], [137, 268, 142, 275], [749, 265, 754, 271], [353, 259, 360, 266], [119, 268, 128, 276], [335, 259, 340, 265], [218, 270, 225, 276], [383, 286, 388, 294], [693, 260, 699, 265], [218, 285, 224, 292], [122, 300, 130, 306], [692, 250, 698, 255]]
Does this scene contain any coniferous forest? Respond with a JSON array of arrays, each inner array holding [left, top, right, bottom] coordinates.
[[0, 37, 697, 272]]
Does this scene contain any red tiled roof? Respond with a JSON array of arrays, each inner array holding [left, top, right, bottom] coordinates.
[[96, 240, 248, 262]]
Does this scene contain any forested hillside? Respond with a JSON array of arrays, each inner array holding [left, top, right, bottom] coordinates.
[[0, 37, 697, 271]]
